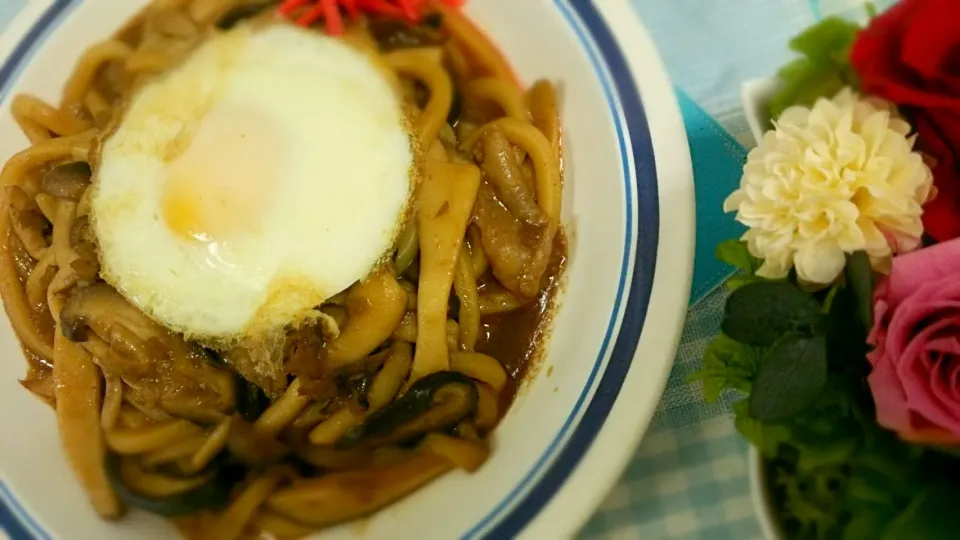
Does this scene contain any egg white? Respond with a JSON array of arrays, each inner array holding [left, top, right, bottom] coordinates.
[[93, 24, 414, 343]]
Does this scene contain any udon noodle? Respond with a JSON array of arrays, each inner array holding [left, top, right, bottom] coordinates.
[[2, 1, 565, 536]]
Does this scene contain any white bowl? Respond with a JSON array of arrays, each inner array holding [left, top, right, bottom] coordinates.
[[0, 1, 694, 538], [748, 448, 784, 540], [740, 77, 782, 145], [741, 78, 784, 540]]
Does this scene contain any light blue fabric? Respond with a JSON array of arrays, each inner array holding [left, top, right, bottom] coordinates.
[[0, 1, 27, 30]]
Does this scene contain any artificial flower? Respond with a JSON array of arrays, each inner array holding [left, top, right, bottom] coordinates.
[[724, 88, 933, 285], [867, 237, 960, 445], [850, 0, 960, 242]]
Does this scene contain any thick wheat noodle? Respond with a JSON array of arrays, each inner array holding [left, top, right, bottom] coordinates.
[[450, 352, 507, 392], [34, 193, 58, 223], [308, 342, 413, 445], [83, 90, 110, 119], [462, 118, 562, 222], [8, 202, 49, 261], [104, 324, 156, 367], [45, 200, 80, 319], [53, 332, 121, 518], [251, 510, 315, 538], [528, 80, 562, 163], [473, 382, 499, 429], [104, 419, 203, 455], [47, 265, 79, 323], [187, 0, 234, 25], [255, 378, 309, 437], [141, 434, 207, 467], [368, 341, 413, 409], [61, 41, 133, 112], [437, 4, 514, 82], [12, 111, 52, 144], [443, 40, 471, 81], [308, 406, 363, 446], [117, 405, 155, 429], [467, 225, 488, 277], [478, 288, 523, 315], [119, 457, 210, 497], [101, 376, 124, 430], [51, 199, 77, 267], [12, 95, 91, 136], [25, 250, 56, 309], [453, 245, 480, 351], [0, 132, 92, 361], [185, 416, 231, 473], [210, 467, 291, 540], [468, 77, 531, 122], [125, 49, 176, 74], [384, 49, 453, 148]]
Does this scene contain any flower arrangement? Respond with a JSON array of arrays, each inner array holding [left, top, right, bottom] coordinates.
[[695, 1, 960, 538]]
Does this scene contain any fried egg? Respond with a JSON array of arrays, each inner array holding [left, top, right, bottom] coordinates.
[[93, 24, 414, 343]]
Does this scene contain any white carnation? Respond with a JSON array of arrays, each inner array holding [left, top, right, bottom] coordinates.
[[724, 88, 934, 285]]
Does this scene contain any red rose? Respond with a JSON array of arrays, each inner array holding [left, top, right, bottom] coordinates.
[[850, 0, 960, 242]]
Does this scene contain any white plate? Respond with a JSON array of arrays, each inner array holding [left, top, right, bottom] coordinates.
[[741, 79, 782, 540], [0, 1, 694, 538]]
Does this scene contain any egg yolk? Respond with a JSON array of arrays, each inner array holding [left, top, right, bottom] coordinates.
[[162, 105, 284, 244]]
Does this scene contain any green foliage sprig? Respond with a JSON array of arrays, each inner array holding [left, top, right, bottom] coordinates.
[[768, 17, 861, 119], [693, 242, 960, 539]]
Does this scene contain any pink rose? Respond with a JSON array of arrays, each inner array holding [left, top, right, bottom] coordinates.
[[868, 238, 960, 445]]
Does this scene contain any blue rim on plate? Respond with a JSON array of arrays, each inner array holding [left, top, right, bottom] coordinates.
[[0, 1, 659, 538]]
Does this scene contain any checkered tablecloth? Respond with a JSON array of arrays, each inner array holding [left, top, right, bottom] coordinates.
[[0, 1, 893, 539]]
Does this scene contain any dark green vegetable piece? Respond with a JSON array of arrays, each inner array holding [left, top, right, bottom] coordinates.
[[721, 281, 823, 346], [749, 334, 828, 422], [339, 371, 478, 448], [216, 1, 278, 30], [104, 452, 241, 517]]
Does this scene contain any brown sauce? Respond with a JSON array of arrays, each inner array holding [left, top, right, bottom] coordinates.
[[477, 232, 567, 406]]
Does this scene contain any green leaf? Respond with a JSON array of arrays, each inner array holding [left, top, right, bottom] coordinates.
[[796, 436, 857, 473], [750, 335, 829, 422], [722, 281, 823, 346], [768, 17, 861, 120], [929, 444, 960, 459], [715, 239, 759, 274], [690, 333, 763, 402], [881, 485, 960, 540], [770, 61, 847, 119], [788, 17, 860, 60], [732, 400, 791, 457], [823, 283, 870, 363], [726, 273, 762, 292], [846, 251, 875, 334], [843, 511, 888, 540]]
